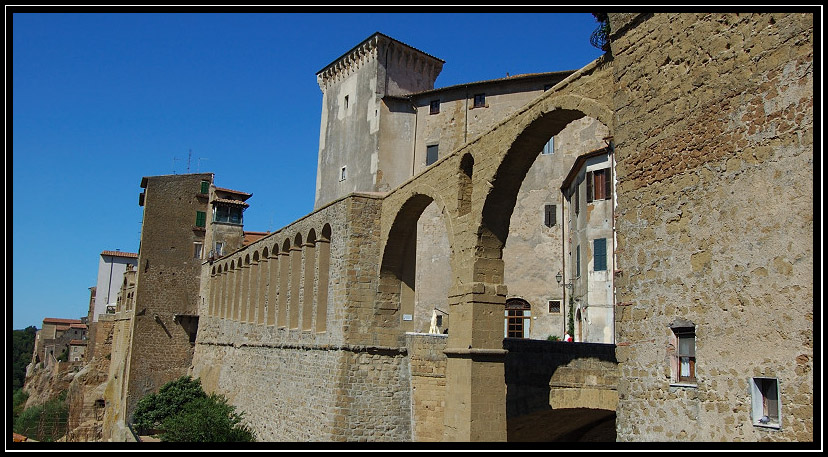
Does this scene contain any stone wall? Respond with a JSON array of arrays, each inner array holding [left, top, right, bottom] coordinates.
[[125, 173, 212, 420], [406, 333, 448, 442], [609, 12, 813, 441], [192, 194, 416, 441]]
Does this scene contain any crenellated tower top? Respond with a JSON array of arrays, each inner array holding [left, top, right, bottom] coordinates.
[[315, 32, 444, 94]]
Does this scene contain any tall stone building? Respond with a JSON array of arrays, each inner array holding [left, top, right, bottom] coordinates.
[[102, 173, 252, 440]]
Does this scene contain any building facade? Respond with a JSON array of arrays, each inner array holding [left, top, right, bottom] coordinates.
[[99, 13, 813, 443], [91, 251, 139, 322]]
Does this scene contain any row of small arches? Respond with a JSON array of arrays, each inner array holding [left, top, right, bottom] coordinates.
[[207, 224, 332, 334]]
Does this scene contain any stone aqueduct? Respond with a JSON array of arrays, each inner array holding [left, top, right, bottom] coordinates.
[[201, 56, 616, 440]]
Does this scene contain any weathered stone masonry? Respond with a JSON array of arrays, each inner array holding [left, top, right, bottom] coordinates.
[[609, 13, 813, 441]]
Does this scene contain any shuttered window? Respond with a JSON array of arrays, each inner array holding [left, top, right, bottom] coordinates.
[[200, 180, 209, 194], [195, 211, 207, 228], [544, 204, 557, 227], [588, 168, 611, 202], [593, 238, 607, 271], [576, 245, 581, 278]]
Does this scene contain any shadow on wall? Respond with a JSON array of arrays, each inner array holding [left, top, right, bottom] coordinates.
[[503, 338, 617, 442]]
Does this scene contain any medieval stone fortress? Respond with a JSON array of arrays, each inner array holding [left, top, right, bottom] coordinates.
[[22, 13, 813, 443]]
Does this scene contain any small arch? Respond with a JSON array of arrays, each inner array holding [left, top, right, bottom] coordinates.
[[458, 153, 474, 216], [316, 225, 332, 333], [278, 239, 292, 327], [289, 233, 303, 329], [302, 229, 317, 331]]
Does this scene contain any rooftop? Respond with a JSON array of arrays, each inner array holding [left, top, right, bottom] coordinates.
[[43, 317, 84, 325], [101, 250, 139, 259]]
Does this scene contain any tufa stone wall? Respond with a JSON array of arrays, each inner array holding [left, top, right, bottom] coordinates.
[[406, 333, 448, 442], [125, 173, 212, 420], [609, 13, 813, 441]]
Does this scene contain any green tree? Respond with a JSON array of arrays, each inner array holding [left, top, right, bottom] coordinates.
[[13, 389, 30, 420], [13, 390, 68, 442], [132, 375, 207, 434], [12, 326, 37, 390], [132, 375, 255, 442], [160, 394, 255, 442]]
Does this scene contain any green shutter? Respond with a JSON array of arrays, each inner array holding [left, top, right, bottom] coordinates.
[[200, 181, 209, 194], [196, 211, 206, 227], [594, 238, 607, 271]]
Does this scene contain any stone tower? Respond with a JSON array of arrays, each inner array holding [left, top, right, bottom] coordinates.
[[314, 32, 444, 209]]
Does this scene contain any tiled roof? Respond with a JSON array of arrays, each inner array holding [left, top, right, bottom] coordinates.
[[213, 198, 250, 208], [243, 231, 269, 246], [69, 339, 87, 346], [56, 325, 70, 331], [101, 250, 139, 258], [43, 317, 83, 325], [403, 70, 576, 98], [69, 323, 88, 329], [214, 187, 252, 198]]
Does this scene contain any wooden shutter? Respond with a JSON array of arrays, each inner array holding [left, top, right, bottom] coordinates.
[[586, 171, 594, 202], [605, 167, 612, 200], [196, 211, 206, 227]]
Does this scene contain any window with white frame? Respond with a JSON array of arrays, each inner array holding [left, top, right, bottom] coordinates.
[[751, 377, 781, 428], [669, 321, 696, 385], [194, 242, 203, 259]]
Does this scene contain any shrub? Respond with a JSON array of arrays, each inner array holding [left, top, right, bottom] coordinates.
[[13, 390, 68, 442], [160, 394, 255, 442], [132, 375, 255, 442], [547, 335, 560, 341], [13, 389, 29, 419], [132, 376, 207, 434]]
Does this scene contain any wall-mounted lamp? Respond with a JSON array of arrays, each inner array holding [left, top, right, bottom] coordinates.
[[555, 271, 574, 291]]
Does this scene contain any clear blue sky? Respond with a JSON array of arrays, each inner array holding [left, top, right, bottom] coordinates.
[[11, 11, 606, 330]]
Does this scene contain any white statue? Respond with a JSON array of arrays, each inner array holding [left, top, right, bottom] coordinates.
[[428, 309, 439, 334]]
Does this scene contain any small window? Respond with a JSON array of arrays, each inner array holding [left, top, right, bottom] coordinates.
[[575, 245, 581, 278], [673, 327, 696, 383], [751, 377, 781, 428], [344, 95, 349, 109], [504, 299, 531, 338], [340, 166, 347, 182], [587, 168, 612, 202], [429, 100, 440, 115], [194, 242, 203, 259], [473, 93, 486, 108], [544, 204, 557, 227], [200, 180, 209, 194], [574, 185, 580, 215], [593, 238, 607, 271], [195, 211, 206, 227], [213, 205, 242, 225], [426, 145, 439, 166], [542, 137, 554, 155], [548, 300, 561, 314], [215, 242, 224, 257]]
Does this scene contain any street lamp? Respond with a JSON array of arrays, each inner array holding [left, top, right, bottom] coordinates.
[[556, 271, 573, 291]]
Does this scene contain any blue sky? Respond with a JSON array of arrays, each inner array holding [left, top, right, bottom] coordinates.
[[11, 11, 606, 330]]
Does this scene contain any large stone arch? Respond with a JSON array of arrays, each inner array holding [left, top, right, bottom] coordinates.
[[377, 188, 454, 343], [478, 95, 613, 267]]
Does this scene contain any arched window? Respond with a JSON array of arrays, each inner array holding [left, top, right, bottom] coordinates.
[[504, 298, 531, 338]]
